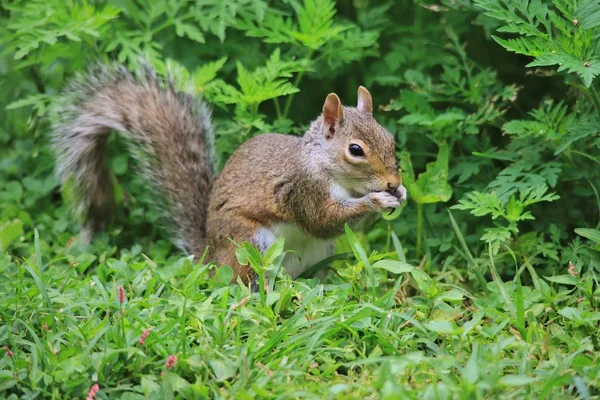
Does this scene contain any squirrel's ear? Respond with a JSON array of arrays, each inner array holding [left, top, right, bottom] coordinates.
[[357, 86, 373, 114], [323, 93, 343, 139]]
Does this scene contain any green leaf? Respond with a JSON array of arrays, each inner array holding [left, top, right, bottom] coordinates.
[[544, 275, 579, 286], [558, 307, 583, 321], [499, 375, 537, 386], [400, 142, 452, 204], [555, 121, 599, 154], [209, 359, 237, 381], [574, 228, 600, 244], [371, 260, 414, 274], [243, 0, 346, 50], [410, 269, 438, 297], [175, 21, 205, 43], [462, 344, 479, 384], [0, 220, 24, 251], [576, 0, 600, 31], [437, 289, 464, 303], [425, 320, 456, 334], [194, 57, 228, 89], [528, 53, 600, 88], [209, 49, 309, 111], [263, 236, 285, 266]]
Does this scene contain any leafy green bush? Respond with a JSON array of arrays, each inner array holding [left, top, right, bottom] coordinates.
[[1, 0, 599, 398]]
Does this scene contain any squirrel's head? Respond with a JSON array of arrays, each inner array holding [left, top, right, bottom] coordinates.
[[314, 87, 401, 197]]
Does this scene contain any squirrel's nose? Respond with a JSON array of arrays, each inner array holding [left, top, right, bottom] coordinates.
[[386, 173, 402, 190], [387, 180, 401, 190]]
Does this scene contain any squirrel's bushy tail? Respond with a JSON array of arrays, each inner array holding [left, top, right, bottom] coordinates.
[[53, 63, 215, 255]]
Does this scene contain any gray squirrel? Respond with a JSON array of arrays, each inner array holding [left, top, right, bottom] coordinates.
[[53, 63, 407, 284]]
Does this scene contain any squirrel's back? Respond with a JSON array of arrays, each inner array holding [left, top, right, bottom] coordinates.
[[208, 133, 303, 217], [53, 63, 215, 255]]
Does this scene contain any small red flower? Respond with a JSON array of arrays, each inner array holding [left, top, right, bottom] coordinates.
[[65, 236, 76, 248], [118, 286, 126, 304], [3, 345, 13, 358], [86, 383, 100, 400], [139, 327, 152, 345], [568, 261, 578, 277], [230, 297, 250, 310], [166, 355, 177, 368]]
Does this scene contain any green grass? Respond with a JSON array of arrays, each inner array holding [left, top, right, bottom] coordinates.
[[2, 0, 600, 398], [1, 223, 598, 399]]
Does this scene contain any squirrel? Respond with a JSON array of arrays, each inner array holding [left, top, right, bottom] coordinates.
[[53, 63, 407, 286]]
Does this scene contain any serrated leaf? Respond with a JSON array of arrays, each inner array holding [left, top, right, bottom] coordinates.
[[175, 21, 205, 43], [210, 49, 308, 111], [528, 53, 600, 87], [194, 57, 227, 89], [555, 121, 599, 154]]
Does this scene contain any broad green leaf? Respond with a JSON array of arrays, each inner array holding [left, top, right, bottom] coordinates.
[[544, 275, 579, 285], [372, 260, 414, 274], [499, 375, 537, 386], [462, 344, 479, 384], [263, 236, 285, 266], [558, 307, 583, 321], [0, 220, 24, 251], [410, 269, 438, 297], [344, 224, 367, 265], [425, 320, 457, 334], [437, 289, 464, 302], [574, 228, 600, 244], [400, 142, 452, 204]]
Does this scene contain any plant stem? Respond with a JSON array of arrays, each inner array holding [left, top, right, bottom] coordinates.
[[283, 70, 307, 118], [588, 85, 600, 120], [416, 203, 424, 258], [571, 150, 600, 165], [180, 295, 187, 357], [283, 50, 314, 118], [273, 99, 282, 119], [152, 20, 174, 35], [250, 103, 259, 118], [297, 252, 352, 279]]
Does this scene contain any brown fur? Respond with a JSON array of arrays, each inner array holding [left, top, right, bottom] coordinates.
[[53, 63, 215, 254], [55, 64, 404, 285], [207, 101, 403, 280]]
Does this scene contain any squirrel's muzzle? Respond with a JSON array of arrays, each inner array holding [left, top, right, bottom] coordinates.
[[385, 173, 402, 190]]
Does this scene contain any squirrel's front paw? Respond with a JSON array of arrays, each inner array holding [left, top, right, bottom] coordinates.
[[391, 185, 408, 204], [368, 191, 401, 211]]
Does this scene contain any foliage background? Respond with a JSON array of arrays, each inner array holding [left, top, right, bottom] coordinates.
[[1, 0, 599, 398]]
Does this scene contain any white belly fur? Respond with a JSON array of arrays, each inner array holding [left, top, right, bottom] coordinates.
[[254, 223, 334, 279]]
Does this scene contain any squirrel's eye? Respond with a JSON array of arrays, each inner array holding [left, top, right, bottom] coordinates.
[[349, 144, 364, 157]]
